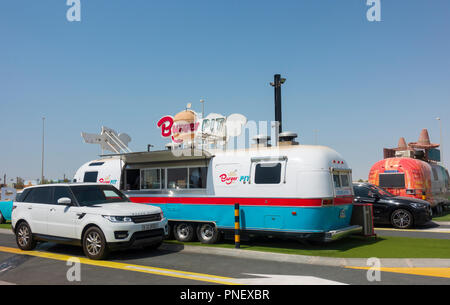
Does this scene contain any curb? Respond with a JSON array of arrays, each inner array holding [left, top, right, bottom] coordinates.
[[435, 221, 450, 226], [159, 243, 450, 268], [0, 228, 13, 235]]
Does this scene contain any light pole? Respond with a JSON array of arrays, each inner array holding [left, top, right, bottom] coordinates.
[[436, 117, 443, 166], [200, 99, 205, 119], [41, 117, 45, 184]]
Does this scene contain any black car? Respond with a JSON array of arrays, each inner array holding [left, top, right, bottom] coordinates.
[[352, 182, 432, 229]]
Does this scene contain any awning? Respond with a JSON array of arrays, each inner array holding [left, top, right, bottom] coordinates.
[[100, 149, 214, 164]]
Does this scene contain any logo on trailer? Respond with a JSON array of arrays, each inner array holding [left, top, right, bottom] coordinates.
[[157, 110, 199, 144]]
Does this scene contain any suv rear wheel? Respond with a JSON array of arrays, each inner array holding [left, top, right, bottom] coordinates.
[[83, 227, 109, 260], [15, 222, 37, 250]]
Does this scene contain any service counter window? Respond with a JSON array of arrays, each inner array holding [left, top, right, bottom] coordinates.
[[140, 169, 164, 190], [189, 167, 207, 189], [167, 168, 188, 189]]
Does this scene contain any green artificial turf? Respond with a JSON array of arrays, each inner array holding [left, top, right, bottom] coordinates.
[[165, 235, 450, 259], [0, 222, 11, 229], [433, 209, 450, 222]]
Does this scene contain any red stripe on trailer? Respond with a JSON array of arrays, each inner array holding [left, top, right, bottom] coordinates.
[[129, 196, 354, 207]]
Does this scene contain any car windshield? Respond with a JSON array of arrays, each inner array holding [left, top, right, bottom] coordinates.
[[70, 185, 129, 206], [368, 185, 394, 197]]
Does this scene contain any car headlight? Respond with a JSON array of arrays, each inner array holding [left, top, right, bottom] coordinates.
[[103, 215, 133, 223], [410, 203, 427, 209]]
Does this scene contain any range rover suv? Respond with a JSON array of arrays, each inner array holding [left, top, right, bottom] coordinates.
[[11, 183, 168, 259]]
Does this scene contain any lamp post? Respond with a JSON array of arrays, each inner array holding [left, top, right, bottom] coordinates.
[[436, 117, 443, 166], [41, 117, 45, 184]]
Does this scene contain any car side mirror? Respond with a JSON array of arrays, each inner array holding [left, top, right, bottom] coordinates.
[[372, 193, 380, 201], [57, 197, 72, 205]]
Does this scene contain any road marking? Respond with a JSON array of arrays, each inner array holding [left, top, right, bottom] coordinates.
[[375, 228, 450, 234], [346, 266, 450, 279], [0, 246, 236, 285], [232, 273, 346, 285], [0, 246, 347, 285]]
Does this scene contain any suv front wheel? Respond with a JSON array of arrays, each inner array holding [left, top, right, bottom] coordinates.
[[83, 227, 109, 260], [15, 222, 37, 250]]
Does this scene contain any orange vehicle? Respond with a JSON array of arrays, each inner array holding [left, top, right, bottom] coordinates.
[[369, 129, 450, 214]]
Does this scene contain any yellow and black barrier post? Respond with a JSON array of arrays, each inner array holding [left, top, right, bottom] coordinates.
[[235, 203, 240, 248]]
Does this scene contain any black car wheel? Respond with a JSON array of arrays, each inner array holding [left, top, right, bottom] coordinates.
[[15, 222, 37, 250], [391, 209, 413, 229]]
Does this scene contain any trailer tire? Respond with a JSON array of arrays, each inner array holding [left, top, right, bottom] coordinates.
[[197, 223, 220, 244], [174, 223, 195, 242]]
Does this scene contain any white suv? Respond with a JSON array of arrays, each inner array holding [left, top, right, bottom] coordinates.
[[12, 183, 168, 260]]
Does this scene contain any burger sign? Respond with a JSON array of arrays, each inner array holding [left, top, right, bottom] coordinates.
[[157, 110, 200, 144]]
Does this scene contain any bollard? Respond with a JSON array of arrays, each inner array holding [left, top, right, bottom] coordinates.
[[235, 203, 240, 248]]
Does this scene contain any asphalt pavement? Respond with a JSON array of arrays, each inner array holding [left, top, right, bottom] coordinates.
[[0, 232, 448, 285]]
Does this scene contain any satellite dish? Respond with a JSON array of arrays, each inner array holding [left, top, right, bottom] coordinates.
[[226, 113, 247, 137]]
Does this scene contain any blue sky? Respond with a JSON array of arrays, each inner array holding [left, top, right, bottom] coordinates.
[[0, 0, 449, 182]]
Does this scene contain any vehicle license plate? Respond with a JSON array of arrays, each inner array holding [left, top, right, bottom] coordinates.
[[142, 223, 158, 231]]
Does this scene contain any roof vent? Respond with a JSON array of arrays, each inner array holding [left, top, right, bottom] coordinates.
[[278, 132, 298, 146], [165, 143, 181, 151], [252, 135, 271, 148]]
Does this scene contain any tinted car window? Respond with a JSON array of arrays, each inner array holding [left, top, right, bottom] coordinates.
[[18, 189, 31, 202], [53, 186, 75, 204], [354, 186, 370, 197], [70, 185, 129, 206], [25, 187, 53, 204], [255, 163, 281, 184]]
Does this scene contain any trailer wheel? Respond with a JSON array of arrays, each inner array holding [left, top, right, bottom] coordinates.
[[174, 223, 195, 242], [197, 223, 220, 244]]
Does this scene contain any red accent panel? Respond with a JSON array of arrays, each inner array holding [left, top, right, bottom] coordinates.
[[128, 196, 353, 207], [334, 196, 354, 205]]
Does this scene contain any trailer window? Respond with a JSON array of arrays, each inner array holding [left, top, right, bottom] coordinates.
[[141, 169, 164, 190], [379, 173, 405, 188], [167, 168, 188, 189], [189, 167, 207, 189], [254, 163, 281, 184], [432, 168, 439, 181], [83, 171, 98, 183], [340, 174, 350, 187], [333, 174, 341, 188]]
